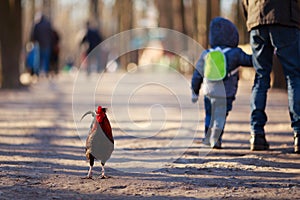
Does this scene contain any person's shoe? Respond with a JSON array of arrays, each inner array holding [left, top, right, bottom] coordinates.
[[213, 140, 222, 149], [202, 128, 211, 146], [210, 128, 223, 149], [202, 137, 210, 146], [250, 134, 269, 151], [294, 132, 299, 153]]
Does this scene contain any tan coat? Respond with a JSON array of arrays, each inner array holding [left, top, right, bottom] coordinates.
[[242, 0, 300, 31]]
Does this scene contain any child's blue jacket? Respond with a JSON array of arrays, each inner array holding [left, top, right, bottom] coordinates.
[[191, 17, 253, 98]]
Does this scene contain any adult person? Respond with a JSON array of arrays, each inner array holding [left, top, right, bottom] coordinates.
[[242, 0, 300, 153], [81, 21, 104, 75], [32, 13, 53, 77]]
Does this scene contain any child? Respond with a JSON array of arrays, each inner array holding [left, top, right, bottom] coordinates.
[[191, 17, 252, 149], [25, 42, 40, 76]]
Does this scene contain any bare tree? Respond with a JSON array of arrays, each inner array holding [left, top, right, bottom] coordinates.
[[42, 0, 52, 20], [22, 0, 36, 50], [0, 0, 22, 88], [115, 0, 134, 32], [205, 0, 220, 48], [155, 0, 185, 33], [155, 0, 171, 29], [156, 0, 220, 49], [114, 0, 135, 70], [89, 0, 101, 28]]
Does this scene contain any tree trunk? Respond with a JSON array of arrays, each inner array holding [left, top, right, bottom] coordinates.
[[192, 0, 200, 42], [193, 0, 208, 48], [172, 0, 184, 33], [236, 0, 249, 44], [114, 0, 135, 70], [206, 0, 220, 48], [89, 0, 100, 28], [155, 0, 173, 29], [22, 0, 36, 49], [155, 0, 186, 33], [0, 0, 22, 89], [180, 0, 187, 35], [42, 0, 52, 20]]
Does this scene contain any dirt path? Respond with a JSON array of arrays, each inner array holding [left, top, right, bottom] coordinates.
[[0, 72, 299, 200]]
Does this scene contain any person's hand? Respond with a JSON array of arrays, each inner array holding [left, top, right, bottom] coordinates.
[[191, 93, 198, 103]]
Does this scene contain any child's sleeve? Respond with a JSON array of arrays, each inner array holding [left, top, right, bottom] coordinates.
[[191, 52, 205, 95], [238, 48, 253, 67]]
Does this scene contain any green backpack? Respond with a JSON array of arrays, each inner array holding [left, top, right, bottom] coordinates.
[[204, 47, 231, 81]]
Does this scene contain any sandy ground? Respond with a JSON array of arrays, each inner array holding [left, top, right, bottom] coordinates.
[[0, 71, 299, 200]]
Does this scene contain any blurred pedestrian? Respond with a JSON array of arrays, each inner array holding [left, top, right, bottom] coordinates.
[[32, 13, 52, 76], [50, 28, 60, 76], [243, 0, 300, 153], [191, 17, 252, 149], [80, 21, 104, 75]]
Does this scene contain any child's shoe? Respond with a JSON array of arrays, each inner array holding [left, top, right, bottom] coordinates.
[[202, 127, 211, 146]]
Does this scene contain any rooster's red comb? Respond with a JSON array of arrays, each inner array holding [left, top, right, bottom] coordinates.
[[96, 106, 103, 114]]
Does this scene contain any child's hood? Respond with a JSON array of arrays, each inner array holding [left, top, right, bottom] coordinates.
[[209, 17, 239, 48]]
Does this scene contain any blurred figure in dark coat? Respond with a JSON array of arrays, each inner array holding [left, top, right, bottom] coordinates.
[[32, 13, 52, 76], [81, 21, 106, 75]]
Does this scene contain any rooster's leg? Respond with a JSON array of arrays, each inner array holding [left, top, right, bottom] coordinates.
[[87, 166, 93, 178], [87, 154, 95, 178], [100, 162, 106, 179]]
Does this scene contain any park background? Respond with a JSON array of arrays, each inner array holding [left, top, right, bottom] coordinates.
[[0, 1, 299, 199], [0, 0, 285, 89]]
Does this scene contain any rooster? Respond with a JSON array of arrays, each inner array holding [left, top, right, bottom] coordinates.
[[80, 106, 114, 179]]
